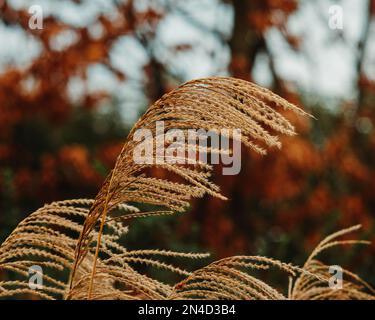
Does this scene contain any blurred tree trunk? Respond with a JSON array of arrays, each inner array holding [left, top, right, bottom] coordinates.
[[355, 0, 374, 113], [229, 1, 265, 80]]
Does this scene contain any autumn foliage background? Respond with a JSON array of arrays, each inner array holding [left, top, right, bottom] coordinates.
[[1, 0, 375, 286]]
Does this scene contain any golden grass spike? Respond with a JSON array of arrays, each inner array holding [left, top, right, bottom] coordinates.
[[71, 77, 310, 293], [0, 199, 138, 300], [1, 199, 374, 300], [290, 225, 375, 300], [169, 226, 374, 300], [0, 199, 208, 300]]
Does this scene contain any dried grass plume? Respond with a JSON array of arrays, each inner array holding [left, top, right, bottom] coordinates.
[[0, 77, 373, 300]]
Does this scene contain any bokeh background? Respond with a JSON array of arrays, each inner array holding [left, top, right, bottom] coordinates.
[[1, 0, 375, 287]]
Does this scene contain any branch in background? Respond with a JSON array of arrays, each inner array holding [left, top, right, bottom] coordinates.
[[355, 0, 374, 114]]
